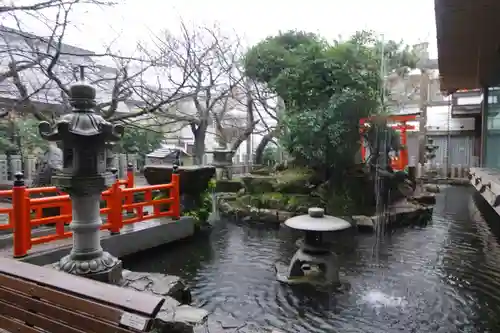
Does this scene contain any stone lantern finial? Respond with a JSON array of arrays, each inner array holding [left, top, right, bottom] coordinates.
[[69, 66, 96, 110], [38, 71, 125, 284]]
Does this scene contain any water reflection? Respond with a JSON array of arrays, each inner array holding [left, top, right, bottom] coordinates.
[[124, 186, 500, 333]]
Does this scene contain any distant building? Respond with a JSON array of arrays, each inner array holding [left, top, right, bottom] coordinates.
[[145, 146, 193, 166], [384, 66, 479, 167], [434, 0, 500, 216]]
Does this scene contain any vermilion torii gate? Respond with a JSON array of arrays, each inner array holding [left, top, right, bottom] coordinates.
[[359, 114, 417, 171]]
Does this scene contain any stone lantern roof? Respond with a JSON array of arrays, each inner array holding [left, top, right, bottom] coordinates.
[[39, 68, 124, 143]]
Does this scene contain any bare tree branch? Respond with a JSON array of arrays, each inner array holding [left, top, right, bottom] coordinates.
[[0, 0, 113, 13]]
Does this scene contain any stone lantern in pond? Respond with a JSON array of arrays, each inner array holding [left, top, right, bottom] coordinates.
[[275, 208, 351, 286], [38, 66, 125, 284]]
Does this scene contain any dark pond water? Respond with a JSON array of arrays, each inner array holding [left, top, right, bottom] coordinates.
[[124, 186, 500, 333]]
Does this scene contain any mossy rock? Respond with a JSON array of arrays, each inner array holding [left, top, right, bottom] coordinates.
[[215, 179, 243, 193], [236, 194, 261, 208], [250, 166, 272, 176], [236, 192, 321, 214], [273, 168, 315, 194], [260, 192, 288, 210], [240, 175, 275, 194], [285, 194, 321, 214], [237, 192, 287, 210]]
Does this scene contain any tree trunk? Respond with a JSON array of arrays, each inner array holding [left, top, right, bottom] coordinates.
[[230, 127, 255, 155], [254, 132, 275, 164], [192, 123, 207, 165]]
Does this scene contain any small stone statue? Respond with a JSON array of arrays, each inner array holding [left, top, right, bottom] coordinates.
[[31, 142, 63, 218]]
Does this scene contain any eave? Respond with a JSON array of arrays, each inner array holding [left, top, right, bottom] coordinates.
[[435, 0, 500, 94]]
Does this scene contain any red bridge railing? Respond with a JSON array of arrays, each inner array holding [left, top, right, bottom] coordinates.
[[0, 168, 180, 258]]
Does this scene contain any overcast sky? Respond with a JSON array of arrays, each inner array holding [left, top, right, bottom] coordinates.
[[9, 0, 438, 57]]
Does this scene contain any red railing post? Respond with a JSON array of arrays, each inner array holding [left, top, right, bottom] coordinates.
[[109, 168, 122, 234], [171, 170, 180, 220], [12, 172, 29, 258], [126, 162, 135, 214]]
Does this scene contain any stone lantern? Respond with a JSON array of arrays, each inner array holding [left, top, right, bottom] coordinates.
[[424, 137, 439, 178], [105, 142, 117, 170], [38, 67, 125, 284], [207, 148, 234, 180], [275, 208, 351, 286], [424, 138, 438, 164]]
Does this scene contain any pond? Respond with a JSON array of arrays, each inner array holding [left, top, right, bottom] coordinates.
[[123, 186, 500, 333]]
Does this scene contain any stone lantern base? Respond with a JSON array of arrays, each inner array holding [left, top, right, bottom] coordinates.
[[275, 247, 340, 287], [55, 250, 123, 285], [275, 208, 352, 287]]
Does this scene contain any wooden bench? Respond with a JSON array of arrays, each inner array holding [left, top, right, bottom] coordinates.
[[0, 258, 165, 333]]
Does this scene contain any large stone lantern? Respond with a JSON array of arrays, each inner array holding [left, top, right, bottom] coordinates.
[[207, 148, 234, 180], [38, 67, 124, 284]]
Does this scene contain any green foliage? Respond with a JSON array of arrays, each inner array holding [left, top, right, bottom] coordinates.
[[262, 145, 278, 165], [182, 178, 216, 225], [117, 126, 165, 166], [0, 121, 17, 153], [18, 118, 49, 155], [237, 192, 320, 213], [362, 118, 403, 160], [245, 30, 337, 111], [282, 89, 377, 172], [349, 30, 420, 75], [244, 29, 418, 179], [0, 117, 49, 155], [207, 178, 216, 191]]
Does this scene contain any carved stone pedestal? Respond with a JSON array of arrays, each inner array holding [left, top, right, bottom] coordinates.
[[56, 252, 123, 285], [53, 193, 122, 284]]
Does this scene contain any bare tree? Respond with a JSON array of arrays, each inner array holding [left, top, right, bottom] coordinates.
[[212, 74, 281, 165], [132, 23, 251, 164], [0, 0, 113, 14], [212, 77, 261, 152], [1, 7, 268, 164], [252, 87, 283, 164], [0, 0, 193, 130]]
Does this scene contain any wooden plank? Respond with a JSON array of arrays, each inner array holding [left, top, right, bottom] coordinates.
[[0, 258, 164, 316], [0, 315, 44, 333], [0, 286, 136, 333], [0, 273, 122, 323], [0, 299, 85, 333]]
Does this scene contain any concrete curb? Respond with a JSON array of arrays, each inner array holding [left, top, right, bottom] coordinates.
[[10, 216, 195, 266]]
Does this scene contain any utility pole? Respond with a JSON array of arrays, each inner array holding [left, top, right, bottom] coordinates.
[[418, 69, 430, 164], [380, 34, 386, 108]]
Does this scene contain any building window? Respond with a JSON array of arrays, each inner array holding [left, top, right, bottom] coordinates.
[[484, 87, 500, 169]]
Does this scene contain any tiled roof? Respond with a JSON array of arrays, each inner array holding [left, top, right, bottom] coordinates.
[[146, 147, 191, 158]]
